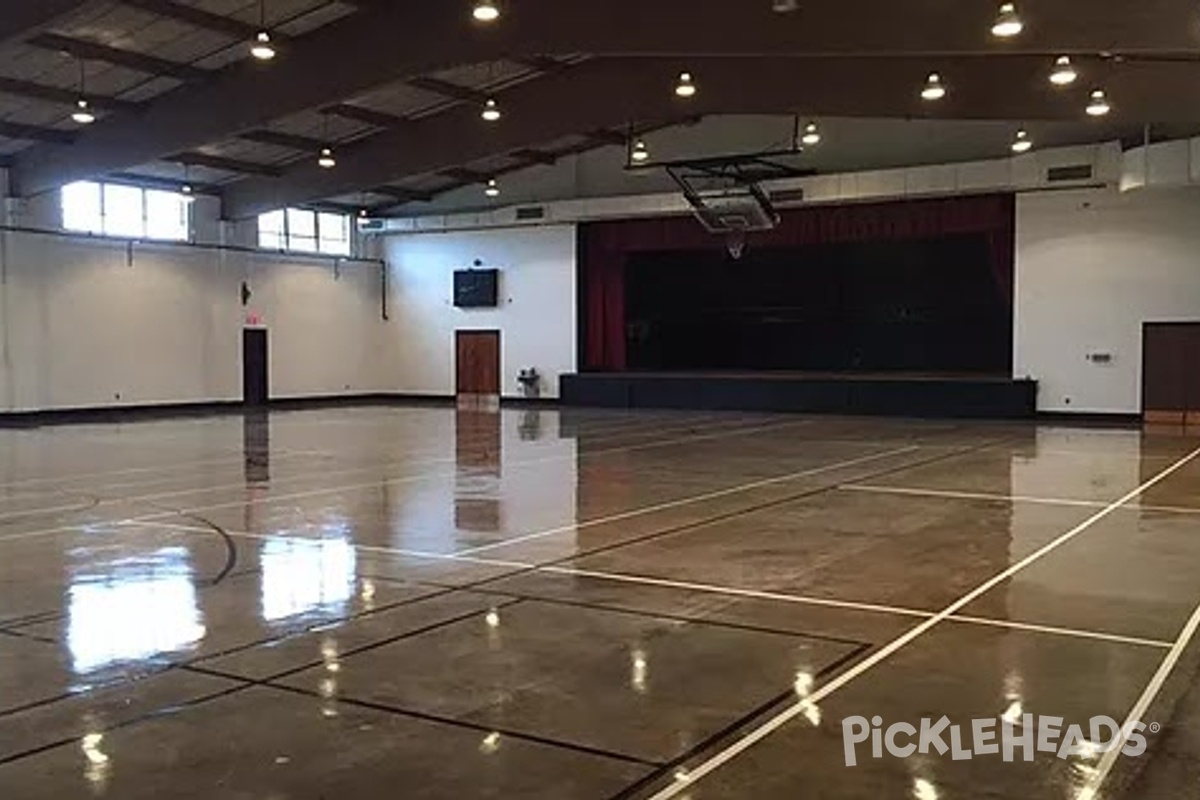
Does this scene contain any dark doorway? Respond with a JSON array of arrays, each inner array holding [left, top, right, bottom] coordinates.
[[243, 328, 269, 407], [456, 330, 501, 396], [1143, 322, 1200, 425]]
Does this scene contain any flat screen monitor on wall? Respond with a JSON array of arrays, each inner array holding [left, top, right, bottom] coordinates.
[[454, 269, 500, 308]]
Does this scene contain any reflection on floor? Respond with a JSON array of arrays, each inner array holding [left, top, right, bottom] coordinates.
[[0, 405, 1198, 799]]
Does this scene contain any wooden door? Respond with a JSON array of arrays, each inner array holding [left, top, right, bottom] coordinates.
[[1143, 323, 1200, 425], [242, 328, 269, 406], [456, 330, 501, 396]]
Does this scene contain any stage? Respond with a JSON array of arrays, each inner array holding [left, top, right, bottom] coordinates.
[[560, 371, 1037, 419]]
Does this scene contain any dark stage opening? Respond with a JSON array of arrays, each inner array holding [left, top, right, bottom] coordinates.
[[624, 234, 1012, 375]]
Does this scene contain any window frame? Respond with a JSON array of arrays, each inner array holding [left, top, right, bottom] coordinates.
[[60, 180, 193, 243], [258, 207, 355, 257]]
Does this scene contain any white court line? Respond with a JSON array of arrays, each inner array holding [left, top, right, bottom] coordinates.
[[841, 483, 1200, 517], [642, 443, 1200, 800], [1079, 594, 1200, 798], [452, 445, 921, 556], [122, 519, 1174, 653], [0, 417, 812, 544]]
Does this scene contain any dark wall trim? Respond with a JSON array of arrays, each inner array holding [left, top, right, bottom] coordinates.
[[0, 394, 443, 428], [1036, 411, 1143, 427]]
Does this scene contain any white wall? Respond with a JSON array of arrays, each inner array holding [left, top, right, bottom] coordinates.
[[0, 227, 391, 413], [1016, 187, 1200, 414], [383, 225, 577, 399]]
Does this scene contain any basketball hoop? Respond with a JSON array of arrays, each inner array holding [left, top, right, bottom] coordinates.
[[725, 230, 747, 260]]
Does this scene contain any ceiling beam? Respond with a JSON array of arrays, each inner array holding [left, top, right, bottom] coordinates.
[[372, 185, 433, 202], [239, 130, 328, 152], [107, 171, 218, 195], [0, 122, 76, 145], [408, 77, 489, 104], [0, 0, 96, 47], [511, 147, 559, 166], [114, 0, 261, 39], [221, 53, 1200, 218], [166, 152, 281, 177], [323, 104, 406, 129], [581, 129, 628, 146], [440, 166, 488, 183], [28, 32, 209, 82], [13, 0, 1200, 196], [0, 76, 140, 112]]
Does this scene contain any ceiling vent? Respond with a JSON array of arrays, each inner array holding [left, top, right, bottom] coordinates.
[[769, 187, 807, 206], [1046, 164, 1094, 183], [515, 206, 545, 221]]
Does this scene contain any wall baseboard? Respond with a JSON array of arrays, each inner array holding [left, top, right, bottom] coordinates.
[[0, 393, 567, 428], [1035, 411, 1143, 427]]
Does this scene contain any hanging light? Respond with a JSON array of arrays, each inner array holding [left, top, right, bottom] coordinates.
[[1011, 129, 1033, 153], [1086, 89, 1111, 116], [921, 73, 946, 101], [675, 72, 697, 98], [484, 178, 500, 197], [251, 31, 276, 60], [71, 98, 96, 125], [801, 122, 821, 146], [473, 0, 500, 21], [318, 147, 336, 168], [1049, 56, 1078, 86], [71, 58, 95, 124], [630, 140, 650, 163], [481, 98, 501, 122], [991, 2, 1023, 37], [250, 2, 275, 59]]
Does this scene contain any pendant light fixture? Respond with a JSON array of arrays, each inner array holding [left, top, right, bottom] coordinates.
[[484, 178, 500, 197], [473, 1, 500, 22], [72, 59, 95, 124], [630, 139, 650, 163], [675, 72, 697, 98], [991, 2, 1023, 37], [1086, 89, 1111, 116], [1049, 56, 1078, 86], [1011, 129, 1033, 153], [250, 1, 276, 60], [481, 98, 501, 122], [801, 122, 821, 146], [921, 73, 946, 101]]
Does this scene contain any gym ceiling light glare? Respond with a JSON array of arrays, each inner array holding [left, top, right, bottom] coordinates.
[[1086, 89, 1111, 116], [921, 73, 946, 101], [675, 72, 697, 98], [1050, 56, 1078, 86], [71, 99, 96, 125], [251, 31, 276, 60], [473, 1, 500, 22], [991, 3, 1023, 37]]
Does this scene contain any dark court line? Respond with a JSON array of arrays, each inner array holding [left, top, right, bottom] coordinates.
[[260, 681, 664, 770], [390, 583, 872, 650], [190, 597, 527, 687], [605, 641, 875, 800]]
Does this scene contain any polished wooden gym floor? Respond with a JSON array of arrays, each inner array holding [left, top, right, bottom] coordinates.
[[1, 406, 1198, 799]]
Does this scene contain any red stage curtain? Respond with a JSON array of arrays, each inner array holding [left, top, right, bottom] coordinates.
[[579, 193, 1016, 371]]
